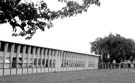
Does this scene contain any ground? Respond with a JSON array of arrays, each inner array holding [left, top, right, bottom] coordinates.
[[0, 69, 135, 83]]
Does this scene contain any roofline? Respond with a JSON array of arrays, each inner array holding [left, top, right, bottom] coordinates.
[[0, 40, 99, 57]]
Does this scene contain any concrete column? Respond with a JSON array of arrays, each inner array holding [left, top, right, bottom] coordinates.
[[22, 46, 26, 74], [52, 50, 55, 72], [75, 54, 77, 71], [41, 48, 44, 72], [72, 53, 74, 71], [70, 53, 72, 71], [55, 50, 58, 72], [79, 55, 81, 70], [74, 54, 76, 71], [68, 53, 70, 71], [32, 47, 36, 74], [48, 49, 51, 72], [59, 51, 62, 72], [3, 43, 8, 76], [73, 54, 75, 71], [61, 51, 64, 71], [51, 50, 54, 72], [66, 52, 68, 71], [44, 49, 48, 72], [66, 53, 69, 71], [37, 48, 40, 73], [27, 46, 31, 74], [10, 44, 15, 75], [16, 45, 21, 75], [71, 53, 73, 71], [63, 51, 66, 71], [43, 49, 46, 72], [76, 54, 78, 71], [54, 50, 57, 72]]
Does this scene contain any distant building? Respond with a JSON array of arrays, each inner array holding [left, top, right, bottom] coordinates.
[[0, 40, 99, 76]]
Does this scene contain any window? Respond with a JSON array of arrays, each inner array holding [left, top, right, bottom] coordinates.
[[40, 49, 42, 55], [45, 59, 48, 67], [25, 46, 29, 53], [50, 50, 53, 56], [31, 47, 33, 54], [34, 59, 37, 67], [53, 59, 55, 67], [38, 59, 41, 66], [7, 44, 11, 52], [12, 58, 17, 68], [47, 49, 49, 55], [18, 58, 22, 68], [49, 59, 52, 67], [0, 42, 4, 51], [53, 50, 56, 56], [35, 48, 38, 55], [42, 59, 45, 66], [44, 49, 46, 55], [11, 57, 23, 68], [20, 45, 23, 53], [14, 45, 17, 53]]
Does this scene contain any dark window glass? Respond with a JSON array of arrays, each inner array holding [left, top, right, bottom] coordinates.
[[34, 59, 37, 66], [25, 46, 29, 53], [20, 46, 23, 53], [12, 58, 17, 68], [31, 47, 33, 54], [47, 49, 49, 55], [42, 59, 45, 66], [38, 59, 41, 66], [7, 44, 11, 52], [53, 59, 55, 67], [45, 59, 48, 67], [35, 48, 38, 54], [49, 59, 52, 67], [40, 49, 42, 55], [0, 42, 4, 51], [44, 49, 46, 55]]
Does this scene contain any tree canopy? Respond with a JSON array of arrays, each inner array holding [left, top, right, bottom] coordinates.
[[0, 0, 100, 39], [90, 33, 135, 63]]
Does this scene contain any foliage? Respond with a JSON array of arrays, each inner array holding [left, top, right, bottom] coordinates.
[[90, 33, 135, 63], [0, 0, 100, 39]]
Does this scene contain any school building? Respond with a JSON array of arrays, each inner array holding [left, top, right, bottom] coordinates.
[[0, 40, 99, 76]]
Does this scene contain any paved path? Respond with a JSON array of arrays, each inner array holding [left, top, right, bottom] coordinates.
[[0, 69, 135, 83]]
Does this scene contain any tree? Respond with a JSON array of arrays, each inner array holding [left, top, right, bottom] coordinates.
[[90, 33, 135, 63], [0, 0, 100, 39]]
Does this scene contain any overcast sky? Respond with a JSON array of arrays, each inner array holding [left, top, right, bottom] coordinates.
[[0, 0, 135, 54]]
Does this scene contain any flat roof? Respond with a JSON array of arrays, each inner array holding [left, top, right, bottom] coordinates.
[[0, 40, 99, 57]]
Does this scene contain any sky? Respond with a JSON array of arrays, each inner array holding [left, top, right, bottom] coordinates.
[[0, 0, 135, 54]]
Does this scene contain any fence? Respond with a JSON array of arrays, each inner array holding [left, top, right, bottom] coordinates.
[[98, 63, 135, 69]]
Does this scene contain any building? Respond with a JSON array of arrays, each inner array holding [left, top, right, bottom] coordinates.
[[0, 40, 99, 76]]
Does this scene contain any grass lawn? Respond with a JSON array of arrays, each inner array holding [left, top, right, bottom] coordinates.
[[0, 69, 135, 83]]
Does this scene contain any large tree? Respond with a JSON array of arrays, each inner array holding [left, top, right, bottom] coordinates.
[[0, 0, 100, 39], [90, 33, 135, 63]]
